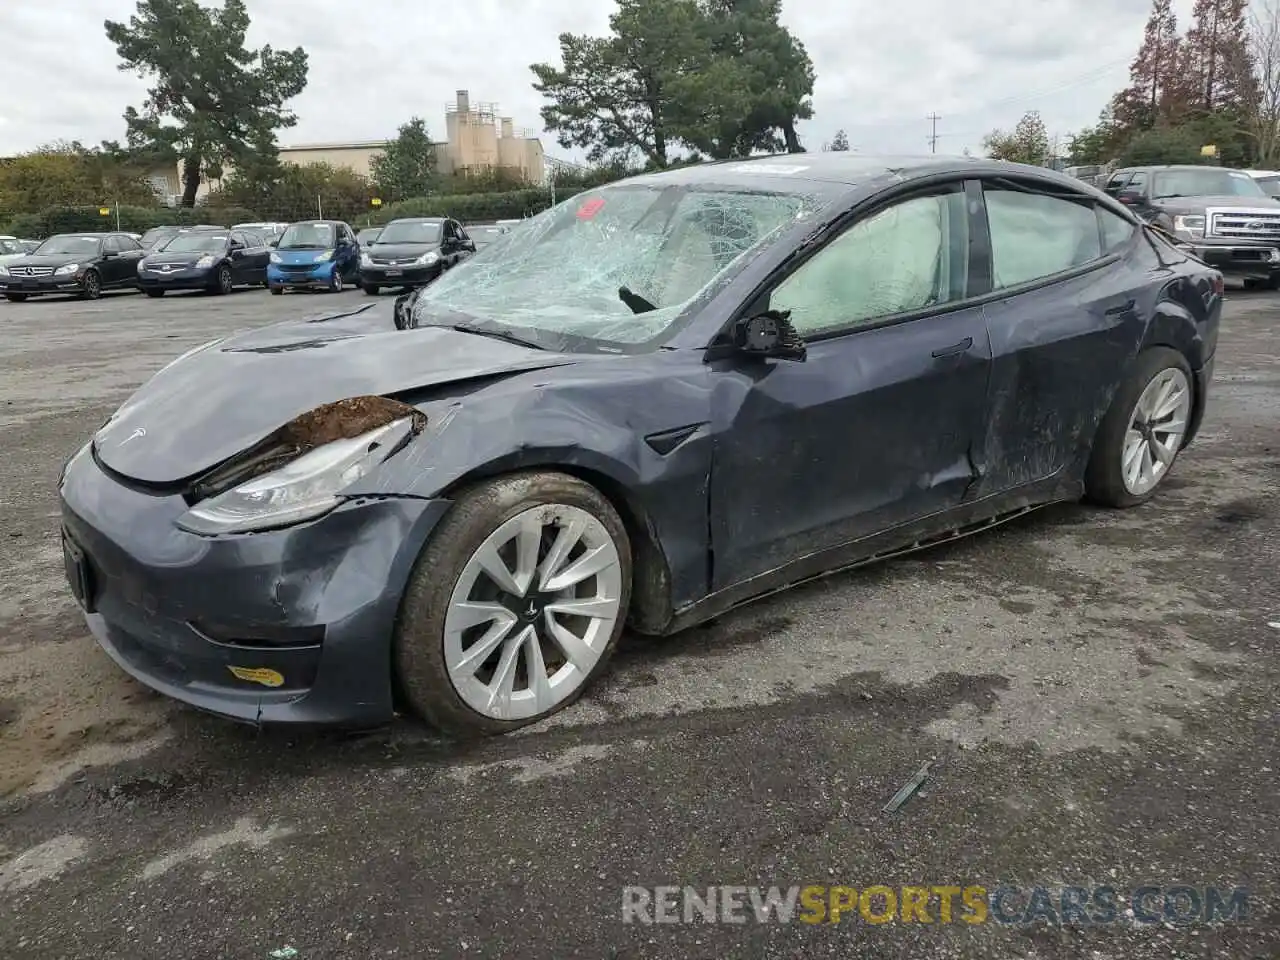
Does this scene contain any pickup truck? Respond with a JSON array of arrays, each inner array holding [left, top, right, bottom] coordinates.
[[1104, 164, 1280, 288]]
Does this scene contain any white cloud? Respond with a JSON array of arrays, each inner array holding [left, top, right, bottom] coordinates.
[[0, 0, 1187, 161]]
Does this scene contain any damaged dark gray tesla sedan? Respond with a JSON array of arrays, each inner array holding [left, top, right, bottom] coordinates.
[[59, 154, 1221, 736]]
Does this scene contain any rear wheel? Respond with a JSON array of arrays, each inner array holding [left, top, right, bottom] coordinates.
[[144, 289, 165, 298], [269, 286, 283, 296], [363, 283, 380, 295], [328, 268, 343, 293], [1085, 346, 1194, 507], [395, 471, 632, 738]]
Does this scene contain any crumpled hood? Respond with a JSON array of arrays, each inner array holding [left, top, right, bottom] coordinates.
[[93, 304, 582, 485]]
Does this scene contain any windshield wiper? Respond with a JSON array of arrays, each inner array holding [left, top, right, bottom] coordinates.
[[446, 322, 546, 350], [619, 285, 657, 314]]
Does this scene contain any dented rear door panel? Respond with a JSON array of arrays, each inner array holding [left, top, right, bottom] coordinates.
[[707, 305, 991, 590], [976, 262, 1151, 496]]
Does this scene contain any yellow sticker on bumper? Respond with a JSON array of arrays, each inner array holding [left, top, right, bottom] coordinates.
[[227, 666, 285, 688]]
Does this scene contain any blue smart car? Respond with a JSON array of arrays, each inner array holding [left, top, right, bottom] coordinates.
[[267, 219, 362, 294]]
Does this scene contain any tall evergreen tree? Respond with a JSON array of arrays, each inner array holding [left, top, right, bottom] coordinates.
[[1112, 0, 1184, 128], [1182, 0, 1257, 112]]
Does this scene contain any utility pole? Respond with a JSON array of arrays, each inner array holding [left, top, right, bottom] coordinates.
[[926, 113, 941, 153]]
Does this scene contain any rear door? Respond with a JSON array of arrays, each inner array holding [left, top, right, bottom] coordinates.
[[973, 178, 1151, 496]]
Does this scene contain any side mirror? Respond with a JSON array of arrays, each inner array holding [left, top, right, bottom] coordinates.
[[1116, 188, 1142, 206], [732, 310, 806, 361], [393, 287, 422, 330]]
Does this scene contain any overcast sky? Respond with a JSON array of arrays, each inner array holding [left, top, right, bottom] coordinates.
[[0, 0, 1190, 162]]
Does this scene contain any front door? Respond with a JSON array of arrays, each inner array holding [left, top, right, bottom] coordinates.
[[708, 183, 993, 589]]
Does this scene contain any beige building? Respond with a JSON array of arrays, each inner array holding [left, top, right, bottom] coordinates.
[[158, 89, 545, 203]]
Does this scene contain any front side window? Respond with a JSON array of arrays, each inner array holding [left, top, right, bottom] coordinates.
[[102, 237, 122, 254], [413, 183, 822, 348], [984, 188, 1102, 289], [770, 190, 969, 337], [1105, 173, 1131, 193], [1099, 208, 1136, 254]]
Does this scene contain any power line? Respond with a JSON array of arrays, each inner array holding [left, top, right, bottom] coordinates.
[[926, 113, 941, 153]]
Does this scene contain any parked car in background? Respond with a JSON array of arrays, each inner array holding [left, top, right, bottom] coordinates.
[[267, 219, 361, 294], [233, 222, 289, 246], [1104, 164, 1280, 288], [464, 223, 512, 252], [1244, 169, 1280, 198], [356, 227, 383, 248], [58, 154, 1221, 736], [358, 217, 474, 295], [0, 233, 145, 301], [0, 236, 27, 265], [137, 229, 271, 297], [139, 224, 224, 250]]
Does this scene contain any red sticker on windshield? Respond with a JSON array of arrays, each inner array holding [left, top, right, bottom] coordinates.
[[576, 197, 605, 219]]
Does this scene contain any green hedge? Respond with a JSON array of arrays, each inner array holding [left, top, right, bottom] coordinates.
[[4, 204, 258, 238], [372, 187, 586, 225], [3, 187, 591, 239]]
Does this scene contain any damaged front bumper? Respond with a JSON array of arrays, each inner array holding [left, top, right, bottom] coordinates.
[[59, 447, 450, 726]]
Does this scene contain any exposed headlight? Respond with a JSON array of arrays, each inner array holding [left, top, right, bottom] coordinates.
[[416, 251, 439, 266], [54, 263, 79, 275], [1172, 214, 1205, 239], [176, 417, 412, 535], [360, 252, 372, 267], [195, 255, 216, 269], [269, 252, 282, 264], [315, 250, 334, 262]]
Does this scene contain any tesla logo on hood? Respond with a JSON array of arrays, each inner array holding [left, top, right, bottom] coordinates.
[[118, 427, 146, 445]]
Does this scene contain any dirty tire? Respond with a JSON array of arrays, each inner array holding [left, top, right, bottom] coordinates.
[[1085, 346, 1193, 508], [144, 289, 164, 298], [5, 293, 27, 302], [270, 286, 283, 296], [395, 471, 632, 738], [362, 283, 379, 295], [81, 270, 101, 300]]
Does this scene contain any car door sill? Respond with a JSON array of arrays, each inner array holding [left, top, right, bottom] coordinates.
[[660, 474, 1081, 635]]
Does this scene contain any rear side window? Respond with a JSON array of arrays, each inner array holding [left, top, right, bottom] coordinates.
[[983, 187, 1102, 288], [1099, 208, 1136, 254], [1256, 175, 1280, 197]]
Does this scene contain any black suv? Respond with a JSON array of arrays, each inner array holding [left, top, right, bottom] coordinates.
[[357, 217, 475, 295], [0, 233, 146, 301], [1104, 164, 1280, 288]]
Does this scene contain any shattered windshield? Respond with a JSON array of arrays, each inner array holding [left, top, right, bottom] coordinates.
[[411, 183, 818, 349], [279, 222, 336, 249]]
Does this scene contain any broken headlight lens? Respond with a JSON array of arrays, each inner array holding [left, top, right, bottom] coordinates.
[[176, 417, 412, 535]]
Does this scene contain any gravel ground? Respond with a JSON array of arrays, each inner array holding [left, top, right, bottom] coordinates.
[[0, 285, 1277, 959]]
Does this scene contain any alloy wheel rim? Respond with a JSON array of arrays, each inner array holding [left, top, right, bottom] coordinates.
[[1121, 367, 1192, 496], [220, 267, 232, 292], [85, 273, 99, 297], [332, 269, 343, 292], [443, 504, 623, 721]]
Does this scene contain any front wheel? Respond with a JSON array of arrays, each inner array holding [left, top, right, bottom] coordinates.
[[362, 284, 379, 296], [1085, 346, 1194, 508], [213, 264, 233, 295], [81, 270, 102, 300], [269, 286, 283, 296], [4, 293, 28, 302], [395, 471, 632, 738], [328, 267, 343, 293], [144, 289, 165, 298]]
